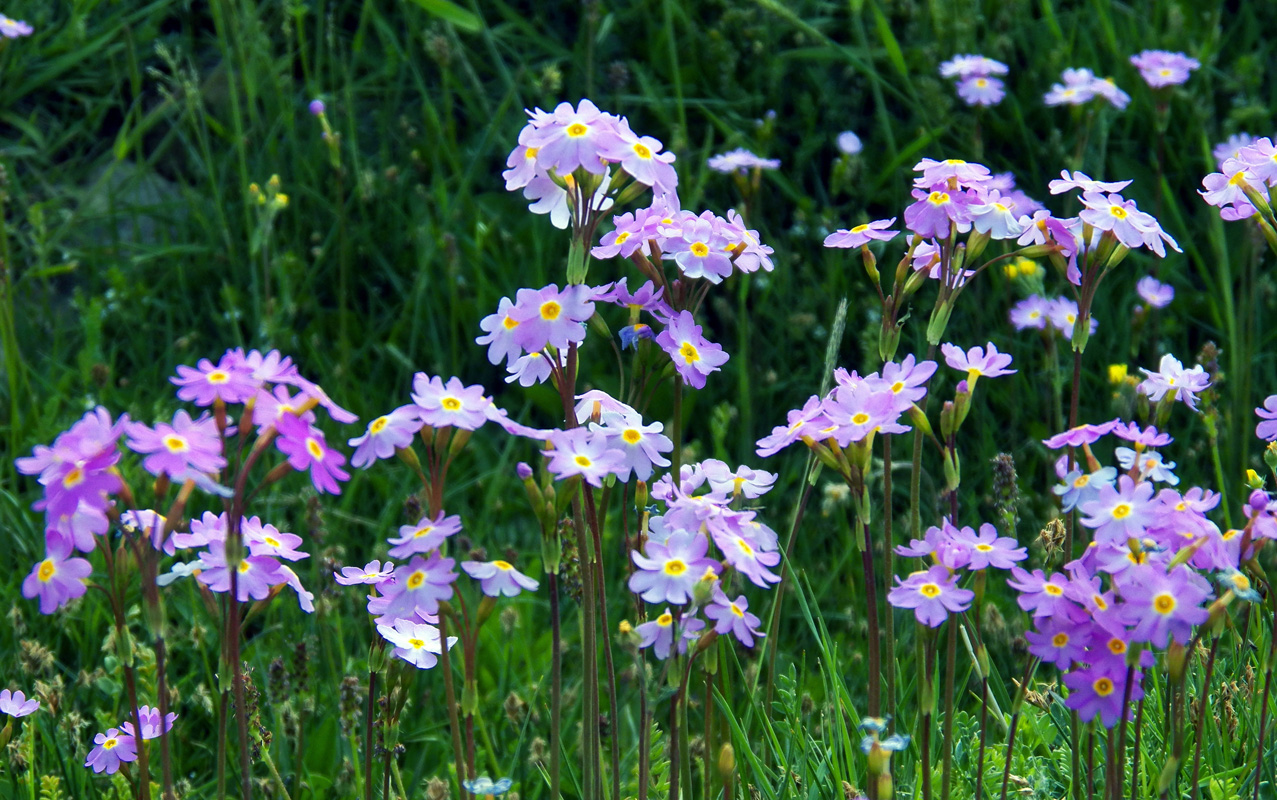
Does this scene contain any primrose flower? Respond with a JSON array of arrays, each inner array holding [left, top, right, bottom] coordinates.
[[1130, 50, 1199, 88], [348, 406, 422, 469], [275, 413, 349, 494], [1064, 662, 1140, 728], [197, 541, 286, 602], [939, 54, 1008, 79], [597, 277, 668, 314], [1048, 171, 1132, 195], [1116, 447, 1179, 485], [701, 460, 776, 498], [662, 212, 734, 282], [634, 609, 692, 660], [837, 131, 863, 155], [950, 523, 1027, 570], [710, 524, 781, 587], [1009, 296, 1051, 331], [1117, 563, 1211, 647], [1136, 276, 1174, 308], [1214, 133, 1258, 169], [505, 351, 563, 387], [523, 99, 621, 176], [1137, 354, 1211, 410], [824, 218, 899, 249], [1007, 567, 1082, 621], [656, 310, 729, 389], [589, 413, 672, 482], [629, 531, 721, 605], [243, 517, 307, 561], [411, 374, 493, 430], [381, 554, 458, 619], [1113, 421, 1173, 448], [509, 284, 595, 352], [125, 410, 226, 480], [462, 560, 540, 597], [755, 395, 829, 457], [904, 187, 975, 239], [23, 535, 91, 614], [1025, 618, 1089, 668], [704, 587, 764, 647], [477, 296, 527, 367], [1054, 466, 1117, 513], [707, 148, 779, 173], [1042, 419, 1120, 449], [1080, 475, 1156, 545], [171, 356, 258, 406], [941, 341, 1015, 386], [913, 158, 992, 188], [881, 355, 937, 405], [0, 14, 32, 37], [334, 560, 395, 586], [1255, 395, 1277, 440], [121, 706, 177, 741], [0, 690, 39, 718], [600, 118, 678, 193], [956, 75, 1005, 106], [888, 566, 973, 627], [377, 619, 455, 669], [85, 728, 138, 774], [544, 428, 626, 488]]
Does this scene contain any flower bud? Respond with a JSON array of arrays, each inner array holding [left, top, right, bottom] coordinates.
[[861, 246, 880, 284], [1246, 469, 1265, 490], [1166, 640, 1187, 685], [309, 99, 325, 116], [1249, 489, 1269, 514], [516, 462, 534, 481], [1265, 443, 1277, 475], [718, 743, 736, 779], [966, 229, 991, 261]]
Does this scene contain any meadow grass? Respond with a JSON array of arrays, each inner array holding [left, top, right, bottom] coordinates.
[[4, 1, 1277, 798]]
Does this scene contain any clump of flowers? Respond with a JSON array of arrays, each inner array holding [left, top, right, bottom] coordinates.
[[939, 53, 1008, 106], [1129, 50, 1200, 88], [1044, 67, 1130, 109]]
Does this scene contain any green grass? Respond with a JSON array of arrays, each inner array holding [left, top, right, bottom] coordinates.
[[4, 0, 1277, 798]]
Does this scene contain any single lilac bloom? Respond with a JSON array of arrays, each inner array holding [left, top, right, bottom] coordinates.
[[334, 560, 395, 586], [824, 218, 899, 249], [462, 560, 540, 597], [1116, 563, 1211, 647], [629, 531, 721, 605], [349, 405, 423, 468], [1136, 276, 1174, 308], [704, 587, 765, 647], [171, 356, 258, 406], [22, 536, 91, 614], [656, 310, 729, 390], [377, 618, 456, 670], [411, 374, 493, 430], [0, 689, 39, 718], [887, 565, 973, 627], [0, 14, 33, 37], [940, 341, 1016, 387], [544, 428, 626, 488], [125, 410, 226, 479], [85, 728, 138, 774], [121, 706, 177, 741], [1130, 50, 1199, 88], [388, 511, 462, 558], [275, 413, 350, 494]]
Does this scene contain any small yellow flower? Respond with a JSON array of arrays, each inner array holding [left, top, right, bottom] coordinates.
[[1108, 364, 1128, 385], [272, 193, 290, 210]]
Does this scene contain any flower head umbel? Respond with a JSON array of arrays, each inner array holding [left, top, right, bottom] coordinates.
[[0, 690, 39, 718], [629, 531, 721, 605], [462, 560, 540, 597], [1130, 50, 1200, 88], [656, 311, 730, 390], [887, 565, 973, 627]]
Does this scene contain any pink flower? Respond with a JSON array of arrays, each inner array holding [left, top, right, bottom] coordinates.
[[823, 218, 899, 249], [85, 728, 138, 774], [126, 410, 226, 479], [1130, 50, 1199, 88], [171, 355, 258, 406], [275, 413, 350, 495], [656, 311, 729, 390], [348, 406, 422, 469]]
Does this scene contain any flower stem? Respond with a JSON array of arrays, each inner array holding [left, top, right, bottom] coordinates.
[[883, 434, 896, 724], [939, 617, 957, 800], [1131, 696, 1145, 800], [1189, 638, 1220, 800], [1252, 601, 1277, 800], [438, 614, 468, 800], [585, 486, 622, 800], [364, 669, 377, 800], [548, 573, 563, 800], [918, 626, 936, 800], [1000, 657, 1041, 800], [859, 513, 882, 719]]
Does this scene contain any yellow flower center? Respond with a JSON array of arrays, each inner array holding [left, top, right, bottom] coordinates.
[[622, 429, 642, 444], [919, 583, 941, 598], [103, 738, 118, 750], [976, 544, 993, 552], [238, 560, 252, 574], [566, 122, 589, 138], [1093, 677, 1115, 697], [1107, 639, 1126, 655], [494, 560, 513, 570], [503, 316, 519, 330], [1232, 574, 1252, 592], [891, 381, 905, 393], [736, 537, 754, 556], [945, 159, 965, 165], [851, 223, 870, 234], [306, 438, 324, 460], [928, 191, 951, 206], [207, 370, 229, 384], [163, 435, 189, 453], [574, 455, 593, 468], [1044, 584, 1063, 596], [407, 572, 425, 590], [63, 468, 84, 489], [1093, 595, 1108, 610], [657, 612, 674, 626], [408, 638, 426, 649], [1052, 632, 1069, 647], [976, 78, 988, 87], [615, 231, 630, 245], [37, 559, 55, 582], [265, 536, 281, 547], [967, 367, 982, 383], [541, 300, 562, 320], [633, 142, 652, 159], [1229, 170, 1250, 186], [1110, 206, 1128, 219], [1073, 475, 1090, 488], [690, 242, 710, 258], [1111, 504, 1131, 519], [525, 146, 540, 159], [731, 603, 745, 618], [679, 342, 700, 363], [851, 412, 871, 425], [369, 416, 389, 434], [1153, 594, 1176, 614], [441, 397, 462, 411], [414, 526, 434, 538], [664, 559, 687, 576]]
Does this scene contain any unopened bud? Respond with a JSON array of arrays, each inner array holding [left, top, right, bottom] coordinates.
[[718, 743, 736, 778]]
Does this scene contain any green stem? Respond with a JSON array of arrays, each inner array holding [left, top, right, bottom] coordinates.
[[882, 434, 896, 725], [1189, 639, 1219, 800], [262, 748, 294, 800], [939, 617, 957, 800]]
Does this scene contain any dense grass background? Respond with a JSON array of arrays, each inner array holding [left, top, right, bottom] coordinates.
[[4, 0, 1277, 798]]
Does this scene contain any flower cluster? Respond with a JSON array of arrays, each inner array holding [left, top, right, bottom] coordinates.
[[1044, 68, 1130, 109], [1009, 295, 1097, 340], [889, 520, 1025, 626], [85, 706, 177, 775], [1137, 354, 1211, 411], [1200, 136, 1277, 221], [1129, 50, 1199, 88], [707, 148, 780, 174], [628, 459, 781, 657], [939, 54, 1008, 106]]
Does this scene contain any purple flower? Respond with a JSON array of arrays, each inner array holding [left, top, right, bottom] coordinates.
[[1042, 419, 1120, 449], [524, 99, 623, 176], [1080, 192, 1180, 257], [629, 531, 721, 605], [1008, 295, 1047, 331], [411, 374, 493, 430], [377, 619, 455, 669], [939, 55, 1008, 79], [1046, 297, 1096, 340], [121, 706, 177, 741], [600, 118, 678, 194], [1136, 276, 1174, 309], [704, 587, 764, 647], [1111, 421, 1173, 447], [275, 413, 350, 494], [1048, 170, 1132, 196], [701, 460, 776, 498], [462, 560, 540, 597], [1130, 50, 1199, 88], [22, 535, 91, 614], [1025, 617, 1089, 668], [348, 406, 422, 468], [904, 187, 975, 239], [382, 554, 458, 619], [1137, 354, 1211, 410], [544, 428, 626, 488], [589, 413, 672, 482], [1213, 133, 1257, 170], [950, 523, 1027, 570], [1054, 466, 1117, 513], [334, 560, 395, 586], [821, 382, 908, 446], [662, 211, 734, 283], [824, 218, 899, 249], [85, 728, 138, 774], [0, 14, 33, 38], [126, 410, 226, 480], [1007, 567, 1083, 621], [388, 511, 462, 558], [309, 99, 325, 115], [956, 75, 1005, 106], [941, 341, 1015, 386], [1257, 395, 1277, 440], [244, 516, 308, 561], [912, 158, 992, 188], [0, 689, 39, 718], [476, 296, 527, 367], [887, 565, 973, 627], [709, 522, 781, 587], [1116, 563, 1211, 647], [509, 284, 595, 352], [1080, 475, 1156, 545], [836, 131, 862, 155], [707, 148, 779, 173], [634, 609, 703, 660], [755, 395, 829, 457], [171, 355, 258, 406], [656, 311, 729, 390], [1063, 663, 1139, 728], [197, 541, 286, 601]]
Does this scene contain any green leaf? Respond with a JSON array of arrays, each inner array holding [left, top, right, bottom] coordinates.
[[403, 0, 482, 33]]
